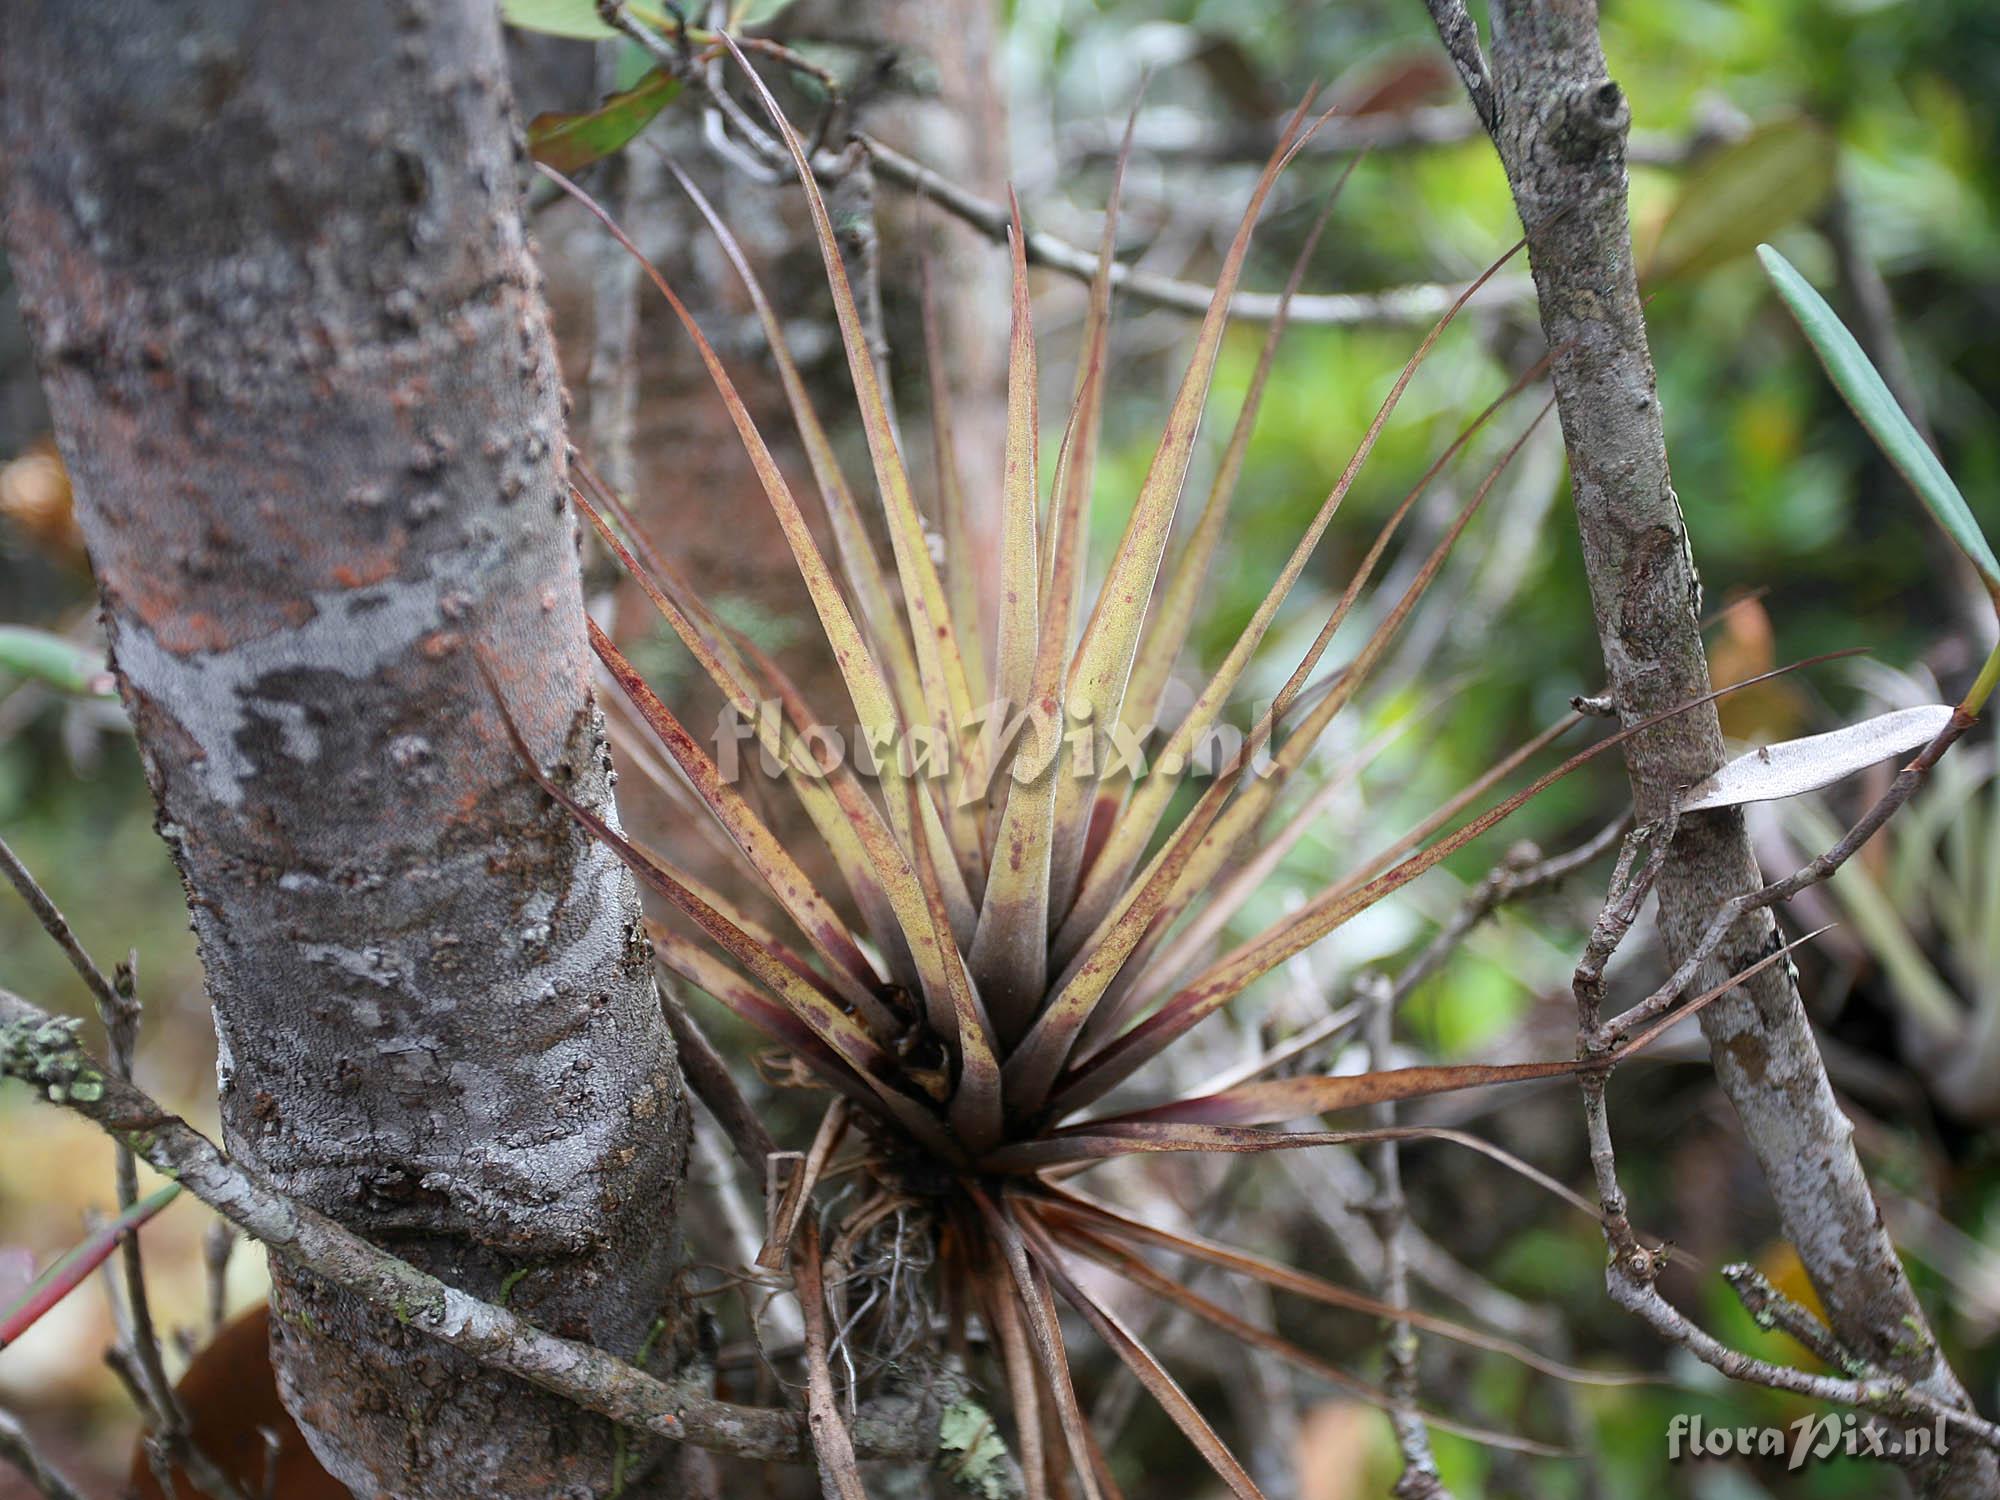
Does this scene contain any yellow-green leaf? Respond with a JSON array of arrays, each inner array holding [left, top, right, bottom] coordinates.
[[528, 71, 682, 174], [1759, 243, 2000, 597], [501, 0, 622, 39], [1649, 120, 1836, 283]]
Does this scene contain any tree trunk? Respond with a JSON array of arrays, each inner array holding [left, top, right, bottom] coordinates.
[[1431, 1, 1997, 1492], [0, 2, 689, 1493]]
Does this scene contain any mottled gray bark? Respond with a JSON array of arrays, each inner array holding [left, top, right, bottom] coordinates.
[[1426, 2, 1996, 1492], [0, 984, 953, 1469], [0, 2, 689, 1494]]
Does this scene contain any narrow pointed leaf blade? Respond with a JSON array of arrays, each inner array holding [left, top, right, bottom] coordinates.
[[979, 1270, 1050, 1500], [0, 626, 113, 698], [651, 923, 885, 1113], [1, 1182, 180, 1348], [1035, 1189, 1644, 1388], [1119, 161, 1358, 740], [1015, 1211, 1266, 1500], [672, 166, 929, 728], [1759, 243, 2000, 595], [1041, 1212, 1573, 1453], [968, 1189, 1105, 1500], [1047, 100, 1321, 916], [994, 196, 1042, 722], [903, 783, 1003, 1152], [590, 620, 889, 1017], [725, 39, 987, 854], [527, 71, 682, 173], [987, 1123, 1602, 1220], [1680, 704, 1954, 812], [1648, 121, 1835, 283], [542, 159, 972, 974], [501, 0, 622, 39], [1057, 244, 1535, 957], [921, 252, 993, 715], [1094, 1059, 1584, 1127]]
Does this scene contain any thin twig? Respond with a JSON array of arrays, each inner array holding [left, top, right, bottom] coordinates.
[[1274, 1147, 1554, 1344], [1574, 1061, 2000, 1449], [0, 985, 945, 1465], [103, 956, 193, 1461], [1063, 106, 1697, 170], [1390, 817, 1631, 1007], [0, 841, 240, 1491], [860, 132, 1535, 327], [0, 834, 121, 1018], [1722, 1264, 1862, 1375], [587, 16, 1534, 327], [1563, 768, 2000, 1453], [1360, 974, 1449, 1498], [1421, 0, 1496, 133], [1601, 708, 1977, 1044], [202, 1220, 236, 1338], [0, 1408, 88, 1500]]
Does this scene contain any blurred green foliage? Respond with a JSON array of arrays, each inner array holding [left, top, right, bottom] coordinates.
[[4, 0, 1999, 1492], [1002, 3, 2000, 1493]]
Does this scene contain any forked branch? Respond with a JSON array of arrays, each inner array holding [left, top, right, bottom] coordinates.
[[1424, 0, 1997, 1488], [0, 986, 944, 1467]]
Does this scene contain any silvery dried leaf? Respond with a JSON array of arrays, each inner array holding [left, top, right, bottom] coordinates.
[[1680, 704, 1954, 813]]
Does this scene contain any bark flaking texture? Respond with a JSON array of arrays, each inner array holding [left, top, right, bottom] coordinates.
[[1, 1, 690, 1492]]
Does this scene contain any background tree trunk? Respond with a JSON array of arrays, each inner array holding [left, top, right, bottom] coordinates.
[[0, 2, 689, 1493], [536, 0, 1010, 919], [1432, 1, 1997, 1492]]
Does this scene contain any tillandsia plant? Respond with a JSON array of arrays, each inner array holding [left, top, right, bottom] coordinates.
[[493, 52, 1799, 1496]]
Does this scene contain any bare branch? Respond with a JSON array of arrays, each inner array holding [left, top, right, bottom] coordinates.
[[1421, 0, 1496, 133], [1564, 784, 2000, 1465], [860, 132, 1536, 327], [1359, 975, 1449, 1498], [0, 834, 121, 1020], [1723, 1264, 1862, 1374], [593, 27, 1535, 328], [1570, 1061, 2000, 1451], [1061, 105, 1695, 168], [0, 986, 943, 1467], [1602, 707, 1975, 1044], [0, 1409, 89, 1500], [1429, 0, 1997, 1482]]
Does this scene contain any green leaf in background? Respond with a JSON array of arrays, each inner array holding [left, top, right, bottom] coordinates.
[[1758, 243, 2000, 600], [1648, 119, 1837, 283], [1680, 703, 1952, 811], [727, 0, 798, 27], [0, 626, 113, 697], [612, 39, 657, 92], [500, 0, 622, 40], [528, 70, 683, 173]]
